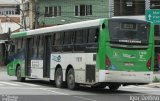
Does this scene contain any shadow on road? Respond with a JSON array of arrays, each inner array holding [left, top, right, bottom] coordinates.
[[11, 79, 142, 95]]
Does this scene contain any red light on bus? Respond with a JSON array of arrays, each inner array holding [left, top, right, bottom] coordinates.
[[147, 57, 151, 70], [106, 55, 111, 69]]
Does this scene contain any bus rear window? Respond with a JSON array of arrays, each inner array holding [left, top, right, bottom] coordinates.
[[108, 19, 150, 44]]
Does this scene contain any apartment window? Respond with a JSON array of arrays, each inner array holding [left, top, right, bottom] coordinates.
[[54, 6, 57, 16], [75, 6, 78, 16], [45, 7, 49, 17], [45, 6, 61, 17], [75, 5, 92, 16], [45, 7, 52, 17], [53, 6, 61, 17]]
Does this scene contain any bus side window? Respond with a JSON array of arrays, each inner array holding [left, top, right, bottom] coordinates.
[[38, 36, 44, 59], [95, 29, 99, 42], [32, 36, 38, 58], [88, 28, 99, 43], [52, 33, 63, 52], [63, 31, 73, 52], [86, 28, 99, 52], [74, 30, 84, 51]]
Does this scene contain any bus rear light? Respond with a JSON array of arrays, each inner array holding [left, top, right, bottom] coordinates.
[[106, 56, 111, 69], [147, 58, 151, 70]]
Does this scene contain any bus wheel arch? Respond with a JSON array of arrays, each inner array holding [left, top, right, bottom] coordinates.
[[16, 64, 25, 82], [55, 64, 64, 88]]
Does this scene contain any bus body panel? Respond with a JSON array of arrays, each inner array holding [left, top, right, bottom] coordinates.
[[50, 53, 97, 84], [99, 70, 152, 83], [7, 59, 25, 77], [30, 60, 44, 78]]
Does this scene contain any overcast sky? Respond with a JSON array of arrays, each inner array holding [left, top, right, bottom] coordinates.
[[0, 0, 21, 4]]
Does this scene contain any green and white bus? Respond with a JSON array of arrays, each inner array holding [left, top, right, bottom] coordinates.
[[7, 18, 154, 90]]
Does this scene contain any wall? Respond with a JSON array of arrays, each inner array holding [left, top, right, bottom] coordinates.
[[37, 0, 110, 26]]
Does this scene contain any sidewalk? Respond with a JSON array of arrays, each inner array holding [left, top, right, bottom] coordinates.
[[142, 72, 160, 88], [0, 66, 6, 71], [145, 83, 160, 88]]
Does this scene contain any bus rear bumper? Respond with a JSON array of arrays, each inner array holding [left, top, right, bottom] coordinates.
[[98, 70, 153, 84]]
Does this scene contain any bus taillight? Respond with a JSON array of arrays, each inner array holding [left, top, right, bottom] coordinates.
[[106, 56, 111, 69], [147, 58, 151, 70]]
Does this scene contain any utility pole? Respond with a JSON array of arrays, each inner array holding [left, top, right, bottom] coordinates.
[[34, 0, 39, 29], [15, 4, 27, 30]]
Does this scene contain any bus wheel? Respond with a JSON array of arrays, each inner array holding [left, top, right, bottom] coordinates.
[[108, 84, 120, 91], [67, 69, 78, 90], [55, 68, 63, 88], [16, 66, 25, 82]]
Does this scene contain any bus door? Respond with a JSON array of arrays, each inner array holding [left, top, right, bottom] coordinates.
[[25, 38, 33, 76], [43, 35, 51, 78]]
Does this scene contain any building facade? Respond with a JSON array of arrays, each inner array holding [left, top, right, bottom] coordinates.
[[0, 1, 21, 65], [23, 0, 160, 28], [36, 0, 111, 27]]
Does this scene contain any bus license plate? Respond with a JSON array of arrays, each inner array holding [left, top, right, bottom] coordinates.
[[124, 62, 134, 66]]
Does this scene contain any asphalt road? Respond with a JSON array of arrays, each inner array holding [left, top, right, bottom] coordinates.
[[0, 67, 160, 101]]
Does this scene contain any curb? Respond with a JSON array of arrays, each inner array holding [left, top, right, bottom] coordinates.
[[142, 83, 160, 88]]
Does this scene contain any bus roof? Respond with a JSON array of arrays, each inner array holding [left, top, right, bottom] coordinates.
[[11, 19, 101, 38], [112, 15, 145, 21]]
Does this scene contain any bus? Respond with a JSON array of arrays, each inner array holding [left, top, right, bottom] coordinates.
[[7, 18, 154, 90]]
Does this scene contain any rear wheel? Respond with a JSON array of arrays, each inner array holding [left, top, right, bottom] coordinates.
[[16, 66, 25, 82], [55, 68, 63, 88], [67, 69, 78, 90], [108, 84, 120, 91]]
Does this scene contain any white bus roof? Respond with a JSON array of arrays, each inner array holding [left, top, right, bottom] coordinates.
[[112, 15, 146, 21]]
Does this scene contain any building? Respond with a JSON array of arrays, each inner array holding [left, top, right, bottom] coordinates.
[[23, 0, 113, 28], [0, 0, 21, 65], [25, 0, 159, 28], [21, 0, 37, 30]]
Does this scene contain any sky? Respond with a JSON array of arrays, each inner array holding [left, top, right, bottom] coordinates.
[[0, 0, 21, 4]]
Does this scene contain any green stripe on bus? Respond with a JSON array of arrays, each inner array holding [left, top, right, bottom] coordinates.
[[10, 31, 27, 38]]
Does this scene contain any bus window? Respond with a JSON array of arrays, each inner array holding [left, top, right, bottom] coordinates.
[[88, 28, 99, 43], [75, 30, 83, 44], [109, 19, 149, 46], [63, 31, 74, 52], [32, 37, 38, 58], [85, 28, 99, 52], [55, 33, 63, 45], [38, 36, 44, 59], [74, 30, 84, 51], [16, 38, 22, 53], [52, 32, 63, 52], [64, 31, 72, 44]]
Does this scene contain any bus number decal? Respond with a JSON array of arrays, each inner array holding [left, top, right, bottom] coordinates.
[[76, 57, 82, 62]]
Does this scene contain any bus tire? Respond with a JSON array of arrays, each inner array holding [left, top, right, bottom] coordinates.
[[16, 66, 25, 82], [108, 84, 120, 91], [55, 68, 63, 88], [67, 68, 78, 90]]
